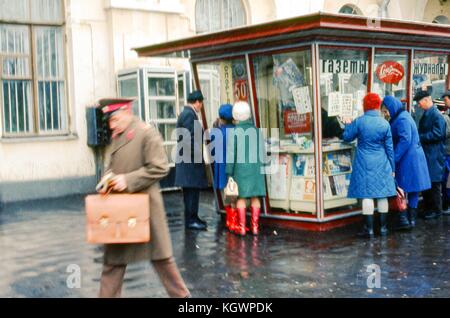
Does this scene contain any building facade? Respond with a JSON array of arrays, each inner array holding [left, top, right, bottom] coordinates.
[[0, 0, 448, 204]]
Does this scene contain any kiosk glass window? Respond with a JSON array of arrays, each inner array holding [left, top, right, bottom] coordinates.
[[373, 49, 409, 102], [319, 47, 368, 214], [252, 48, 316, 215], [197, 59, 250, 128], [412, 51, 450, 124]]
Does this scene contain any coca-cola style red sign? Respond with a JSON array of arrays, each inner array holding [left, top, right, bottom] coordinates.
[[376, 61, 405, 84]]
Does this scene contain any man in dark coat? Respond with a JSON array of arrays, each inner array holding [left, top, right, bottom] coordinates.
[[416, 91, 447, 220], [175, 90, 209, 230], [436, 92, 450, 216]]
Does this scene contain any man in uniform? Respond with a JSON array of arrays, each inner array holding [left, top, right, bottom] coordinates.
[[97, 98, 190, 298]]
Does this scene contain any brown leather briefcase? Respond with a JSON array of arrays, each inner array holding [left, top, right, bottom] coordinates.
[[85, 194, 150, 244]]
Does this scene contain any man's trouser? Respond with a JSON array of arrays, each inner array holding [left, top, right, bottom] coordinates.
[[99, 257, 190, 298], [182, 187, 200, 223], [423, 182, 443, 214]]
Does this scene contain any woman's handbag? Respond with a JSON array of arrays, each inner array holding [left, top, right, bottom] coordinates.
[[85, 193, 150, 244], [224, 177, 239, 199], [389, 186, 407, 212]]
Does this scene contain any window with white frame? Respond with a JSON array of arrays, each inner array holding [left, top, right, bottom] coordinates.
[[147, 73, 178, 165], [195, 0, 247, 34], [118, 71, 141, 119], [0, 0, 66, 136]]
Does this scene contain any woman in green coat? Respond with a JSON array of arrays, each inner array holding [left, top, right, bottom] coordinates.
[[226, 101, 267, 236]]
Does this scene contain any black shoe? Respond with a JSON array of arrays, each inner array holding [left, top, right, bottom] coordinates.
[[380, 213, 389, 236], [407, 208, 417, 227], [186, 221, 207, 231], [424, 211, 437, 220], [394, 211, 412, 231], [196, 217, 207, 226], [358, 215, 374, 238]]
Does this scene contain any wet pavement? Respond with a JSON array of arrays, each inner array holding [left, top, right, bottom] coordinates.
[[0, 190, 449, 298]]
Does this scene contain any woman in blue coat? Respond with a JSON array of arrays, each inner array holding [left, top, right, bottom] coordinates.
[[211, 104, 236, 231], [381, 96, 431, 229], [343, 93, 397, 238]]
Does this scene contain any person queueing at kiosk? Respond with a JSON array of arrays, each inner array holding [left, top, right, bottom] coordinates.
[[226, 101, 266, 236], [380, 96, 431, 230], [441, 90, 450, 216], [415, 90, 447, 220], [211, 104, 237, 231], [434, 97, 450, 215], [342, 93, 397, 238], [175, 90, 209, 231]]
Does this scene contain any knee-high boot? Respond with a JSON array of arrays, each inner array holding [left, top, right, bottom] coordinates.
[[358, 215, 374, 238], [225, 206, 238, 232], [250, 206, 261, 235], [394, 211, 411, 231], [408, 208, 417, 228], [380, 213, 389, 236], [234, 208, 247, 236], [225, 206, 232, 230], [229, 207, 237, 232]]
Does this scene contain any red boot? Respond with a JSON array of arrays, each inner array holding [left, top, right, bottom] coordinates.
[[229, 207, 238, 232], [234, 208, 247, 236], [250, 207, 261, 235], [225, 206, 232, 230]]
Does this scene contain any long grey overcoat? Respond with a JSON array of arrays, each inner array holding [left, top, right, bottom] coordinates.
[[103, 117, 173, 265]]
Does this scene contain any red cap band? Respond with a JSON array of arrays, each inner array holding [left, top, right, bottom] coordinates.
[[102, 102, 132, 114]]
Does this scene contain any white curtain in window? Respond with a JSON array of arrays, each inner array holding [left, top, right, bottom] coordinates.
[[0, 0, 62, 24], [195, 0, 246, 34], [0, 0, 29, 22], [31, 0, 63, 24]]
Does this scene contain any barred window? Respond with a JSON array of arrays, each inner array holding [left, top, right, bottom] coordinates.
[[0, 0, 66, 137], [0, 25, 33, 134], [35, 27, 66, 132]]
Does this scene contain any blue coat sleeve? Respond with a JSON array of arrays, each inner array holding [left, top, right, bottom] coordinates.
[[393, 118, 412, 164], [420, 113, 446, 144], [342, 120, 358, 142], [384, 126, 395, 172]]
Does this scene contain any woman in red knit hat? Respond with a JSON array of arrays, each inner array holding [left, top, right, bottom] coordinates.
[[342, 93, 397, 238]]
